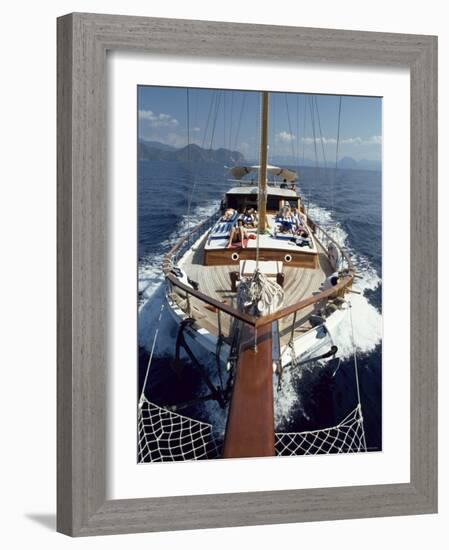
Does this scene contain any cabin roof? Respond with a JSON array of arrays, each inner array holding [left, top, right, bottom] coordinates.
[[226, 186, 297, 198], [229, 165, 297, 183]]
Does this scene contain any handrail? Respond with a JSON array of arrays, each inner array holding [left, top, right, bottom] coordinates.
[[163, 215, 257, 326], [162, 213, 354, 330], [310, 217, 354, 272], [163, 216, 214, 263], [165, 273, 257, 326], [254, 274, 353, 328]]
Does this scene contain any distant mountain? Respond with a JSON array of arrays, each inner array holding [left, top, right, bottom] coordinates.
[[139, 143, 379, 171], [337, 157, 381, 171], [270, 155, 381, 172], [356, 158, 382, 171], [139, 141, 246, 164], [337, 156, 359, 169], [140, 140, 176, 152]]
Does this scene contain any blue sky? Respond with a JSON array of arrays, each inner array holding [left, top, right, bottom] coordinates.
[[138, 86, 382, 162]]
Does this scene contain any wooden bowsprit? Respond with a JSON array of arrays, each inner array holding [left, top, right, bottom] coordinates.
[[223, 322, 275, 458]]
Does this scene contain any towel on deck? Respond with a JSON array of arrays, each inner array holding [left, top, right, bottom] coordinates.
[[210, 220, 234, 238], [227, 238, 248, 249]]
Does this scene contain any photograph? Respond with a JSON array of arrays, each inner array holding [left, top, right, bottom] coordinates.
[[137, 85, 383, 462]]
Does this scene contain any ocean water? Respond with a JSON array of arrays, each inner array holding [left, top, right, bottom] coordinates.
[[138, 160, 382, 453]]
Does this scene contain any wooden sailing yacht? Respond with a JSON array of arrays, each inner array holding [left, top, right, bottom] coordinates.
[[162, 91, 355, 458]]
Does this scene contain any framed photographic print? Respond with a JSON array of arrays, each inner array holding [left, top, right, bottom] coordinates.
[[57, 13, 437, 536], [136, 84, 381, 461]]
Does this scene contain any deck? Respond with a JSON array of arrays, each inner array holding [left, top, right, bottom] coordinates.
[[172, 230, 335, 347]]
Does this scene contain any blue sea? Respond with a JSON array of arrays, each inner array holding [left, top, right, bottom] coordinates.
[[138, 161, 382, 453]]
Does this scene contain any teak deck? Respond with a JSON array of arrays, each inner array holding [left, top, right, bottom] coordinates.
[[223, 323, 275, 458], [175, 232, 334, 346]]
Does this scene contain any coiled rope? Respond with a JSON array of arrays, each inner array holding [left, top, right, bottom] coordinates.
[[237, 269, 284, 317]]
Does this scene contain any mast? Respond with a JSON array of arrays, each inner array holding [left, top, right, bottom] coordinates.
[[222, 90, 275, 459], [258, 91, 270, 232]]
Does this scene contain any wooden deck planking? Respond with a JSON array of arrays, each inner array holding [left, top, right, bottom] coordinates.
[[222, 323, 275, 458], [177, 233, 333, 344]]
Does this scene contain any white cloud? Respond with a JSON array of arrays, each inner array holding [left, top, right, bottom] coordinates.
[[276, 131, 296, 143], [138, 110, 179, 128], [368, 135, 382, 144], [301, 136, 337, 145], [300, 135, 382, 146], [341, 137, 362, 145]]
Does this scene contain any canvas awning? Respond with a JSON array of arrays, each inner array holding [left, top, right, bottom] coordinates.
[[229, 165, 297, 182]]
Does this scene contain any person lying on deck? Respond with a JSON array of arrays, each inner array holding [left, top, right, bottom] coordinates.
[[277, 206, 294, 232], [242, 207, 257, 228], [292, 208, 303, 228], [227, 219, 249, 248], [222, 208, 236, 221], [294, 227, 311, 247]]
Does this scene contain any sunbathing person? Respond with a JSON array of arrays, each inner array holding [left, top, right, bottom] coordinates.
[[242, 207, 257, 228], [280, 205, 291, 217], [279, 209, 294, 232], [292, 208, 303, 228], [227, 219, 249, 248], [294, 227, 311, 247], [222, 208, 236, 221]]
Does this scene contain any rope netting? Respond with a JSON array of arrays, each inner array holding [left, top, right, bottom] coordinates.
[[138, 396, 220, 463], [275, 404, 366, 456]]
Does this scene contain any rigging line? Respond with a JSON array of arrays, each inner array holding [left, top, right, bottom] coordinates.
[[139, 301, 166, 401], [314, 97, 334, 222], [302, 95, 307, 166], [309, 96, 319, 169], [296, 94, 300, 165], [309, 96, 320, 208], [233, 92, 247, 152], [201, 91, 217, 149], [333, 96, 343, 229], [209, 91, 222, 151], [193, 86, 199, 132], [284, 93, 296, 161], [186, 88, 190, 157], [314, 96, 329, 176], [223, 92, 226, 155], [185, 90, 216, 238], [223, 92, 227, 186], [348, 299, 367, 450], [186, 89, 214, 237], [185, 88, 195, 236], [175, 90, 214, 242], [302, 96, 310, 211], [228, 91, 234, 153]]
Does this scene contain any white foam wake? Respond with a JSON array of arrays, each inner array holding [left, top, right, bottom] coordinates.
[[273, 201, 382, 426], [138, 201, 220, 353], [307, 201, 382, 358]]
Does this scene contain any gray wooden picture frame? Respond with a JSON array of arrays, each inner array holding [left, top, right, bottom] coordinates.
[[57, 12, 438, 536]]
